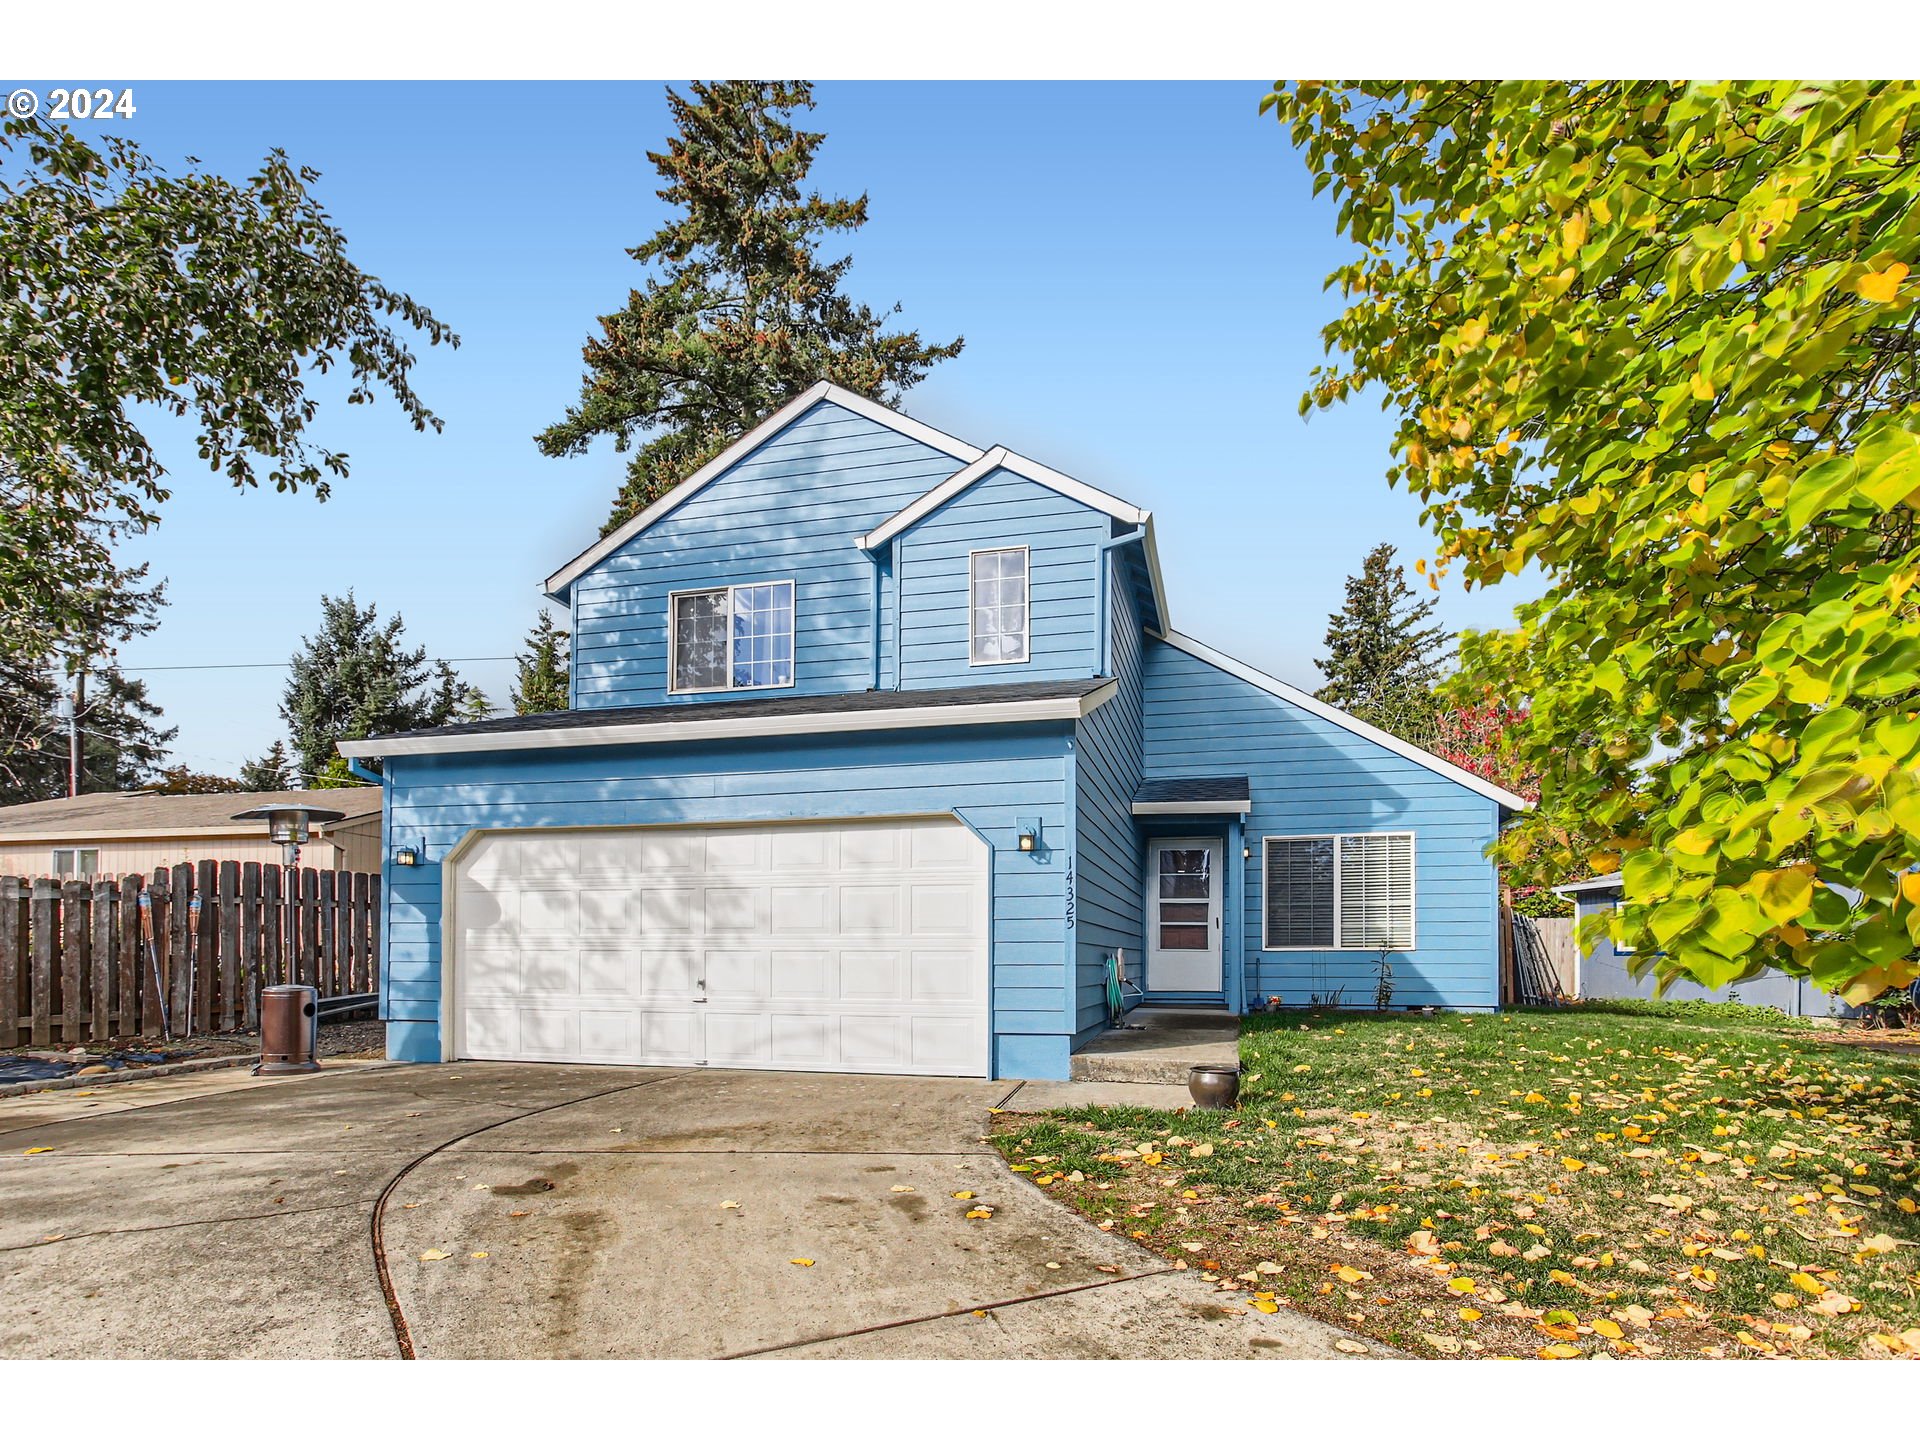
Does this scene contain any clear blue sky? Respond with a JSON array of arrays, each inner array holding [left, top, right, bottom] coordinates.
[[37, 80, 1545, 778]]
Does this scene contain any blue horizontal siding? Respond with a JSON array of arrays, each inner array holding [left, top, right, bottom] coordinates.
[[1140, 637, 1503, 1010], [378, 723, 1075, 1078], [896, 467, 1107, 689], [568, 401, 966, 707], [1070, 553, 1146, 1041]]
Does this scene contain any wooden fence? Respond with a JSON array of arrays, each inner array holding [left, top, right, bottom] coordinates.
[[0, 864, 380, 1047]]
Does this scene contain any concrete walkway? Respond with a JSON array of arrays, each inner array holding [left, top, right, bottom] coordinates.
[[0, 1061, 1370, 1360], [1069, 1007, 1240, 1085]]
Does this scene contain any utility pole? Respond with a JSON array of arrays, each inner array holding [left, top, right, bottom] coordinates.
[[67, 667, 85, 799]]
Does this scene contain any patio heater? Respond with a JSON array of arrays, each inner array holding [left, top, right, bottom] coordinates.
[[232, 803, 346, 1076], [230, 802, 346, 867]]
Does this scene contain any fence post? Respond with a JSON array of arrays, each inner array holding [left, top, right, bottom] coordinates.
[[169, 862, 193, 1034], [240, 863, 261, 1028], [332, 868, 351, 997], [30, 879, 56, 1047], [194, 859, 216, 1034], [0, 877, 21, 1048], [118, 874, 142, 1036], [317, 870, 336, 997], [348, 871, 369, 993], [145, 868, 170, 1036], [367, 872, 381, 998], [91, 878, 114, 1040], [217, 860, 240, 1031], [261, 864, 283, 989], [61, 881, 88, 1044], [300, 868, 320, 988]]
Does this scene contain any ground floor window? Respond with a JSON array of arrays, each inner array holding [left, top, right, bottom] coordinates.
[[1262, 832, 1414, 950], [52, 847, 100, 878]]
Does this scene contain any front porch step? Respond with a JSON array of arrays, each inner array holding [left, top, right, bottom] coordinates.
[[1069, 1007, 1240, 1086]]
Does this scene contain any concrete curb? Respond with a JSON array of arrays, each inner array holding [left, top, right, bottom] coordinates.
[[0, 1053, 260, 1100]]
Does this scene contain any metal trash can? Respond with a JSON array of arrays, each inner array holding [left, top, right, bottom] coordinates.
[[256, 984, 321, 1075]]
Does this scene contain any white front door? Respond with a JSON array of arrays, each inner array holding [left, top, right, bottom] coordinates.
[[449, 818, 991, 1076], [1145, 837, 1224, 993]]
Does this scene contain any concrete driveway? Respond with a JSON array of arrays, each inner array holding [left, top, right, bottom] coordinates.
[[0, 1062, 1369, 1360]]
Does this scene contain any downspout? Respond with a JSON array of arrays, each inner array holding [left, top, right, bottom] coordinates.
[[1097, 526, 1146, 677], [865, 546, 884, 691]]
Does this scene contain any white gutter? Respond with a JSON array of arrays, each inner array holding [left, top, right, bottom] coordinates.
[[338, 682, 1119, 760]]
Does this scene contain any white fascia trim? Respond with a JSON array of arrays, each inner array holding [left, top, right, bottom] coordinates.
[[1131, 800, 1253, 816], [543, 382, 984, 601], [856, 446, 1149, 551], [338, 681, 1118, 760], [1149, 630, 1534, 813]]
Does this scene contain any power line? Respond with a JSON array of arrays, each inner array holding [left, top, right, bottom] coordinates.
[[118, 654, 517, 673]]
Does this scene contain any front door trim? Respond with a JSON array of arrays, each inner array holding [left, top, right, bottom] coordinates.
[[1144, 835, 1225, 996]]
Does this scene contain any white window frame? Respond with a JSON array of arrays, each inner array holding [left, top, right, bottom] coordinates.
[[666, 579, 797, 695], [1261, 831, 1417, 951], [52, 847, 100, 878], [967, 545, 1031, 667]]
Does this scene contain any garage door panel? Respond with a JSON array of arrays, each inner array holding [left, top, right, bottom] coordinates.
[[704, 948, 768, 1000], [910, 948, 979, 1002], [840, 885, 903, 934], [768, 950, 831, 1000], [520, 945, 579, 997], [637, 1009, 702, 1064], [769, 884, 832, 935], [579, 946, 631, 997], [635, 949, 700, 998], [704, 887, 764, 933], [638, 887, 697, 936], [453, 819, 989, 1076], [767, 1013, 832, 1065], [517, 1007, 579, 1058]]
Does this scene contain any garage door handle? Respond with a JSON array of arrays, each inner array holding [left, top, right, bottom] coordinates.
[[694, 978, 707, 1004]]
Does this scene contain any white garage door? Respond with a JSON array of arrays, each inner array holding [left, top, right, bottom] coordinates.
[[450, 818, 990, 1076]]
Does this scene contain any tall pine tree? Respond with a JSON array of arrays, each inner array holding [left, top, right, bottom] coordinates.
[[1314, 542, 1453, 743], [279, 592, 466, 782], [536, 81, 963, 531], [510, 610, 570, 715], [238, 740, 293, 792]]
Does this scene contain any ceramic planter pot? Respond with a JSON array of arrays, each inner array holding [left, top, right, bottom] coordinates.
[[1188, 1063, 1240, 1110]]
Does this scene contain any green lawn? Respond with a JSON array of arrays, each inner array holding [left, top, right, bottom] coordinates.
[[992, 1002, 1920, 1358]]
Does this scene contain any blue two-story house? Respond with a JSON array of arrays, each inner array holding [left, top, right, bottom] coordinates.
[[340, 383, 1526, 1080]]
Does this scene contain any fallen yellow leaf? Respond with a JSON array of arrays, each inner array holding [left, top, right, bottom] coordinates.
[[22, 1147, 53, 1155], [1458, 1308, 1482, 1322], [418, 1249, 449, 1262], [790, 1258, 815, 1267], [1537, 1343, 1581, 1359]]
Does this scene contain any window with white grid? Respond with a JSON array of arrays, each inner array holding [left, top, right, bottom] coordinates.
[[969, 547, 1029, 665], [1263, 832, 1415, 950]]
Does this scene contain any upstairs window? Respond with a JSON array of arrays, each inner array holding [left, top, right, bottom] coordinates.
[[52, 848, 99, 878], [969, 547, 1029, 665], [670, 580, 795, 693], [1263, 832, 1415, 950]]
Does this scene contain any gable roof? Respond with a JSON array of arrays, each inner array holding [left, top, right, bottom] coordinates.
[[854, 445, 1149, 549], [1150, 630, 1533, 812], [543, 381, 984, 602], [855, 444, 1168, 630], [338, 677, 1117, 759], [0, 788, 382, 843]]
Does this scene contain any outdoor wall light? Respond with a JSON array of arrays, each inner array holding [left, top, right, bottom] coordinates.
[[394, 845, 421, 867], [1017, 818, 1042, 853]]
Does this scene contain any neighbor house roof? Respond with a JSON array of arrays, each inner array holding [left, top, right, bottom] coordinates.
[[1131, 776, 1252, 815], [338, 678, 1118, 759], [0, 788, 382, 843], [1552, 876, 1624, 898], [542, 381, 985, 603]]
